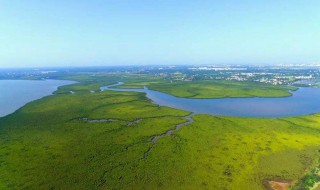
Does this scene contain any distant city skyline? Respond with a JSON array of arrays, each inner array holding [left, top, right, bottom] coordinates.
[[1, 1, 320, 67]]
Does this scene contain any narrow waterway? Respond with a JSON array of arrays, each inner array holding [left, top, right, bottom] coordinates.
[[101, 82, 320, 117], [144, 113, 195, 159]]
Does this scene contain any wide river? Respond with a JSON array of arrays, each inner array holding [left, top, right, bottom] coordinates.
[[101, 82, 320, 118], [0, 80, 75, 117]]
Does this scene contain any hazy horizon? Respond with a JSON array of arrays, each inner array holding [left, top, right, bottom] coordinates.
[[1, 1, 320, 68]]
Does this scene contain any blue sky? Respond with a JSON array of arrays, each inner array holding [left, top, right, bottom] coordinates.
[[0, 0, 320, 67]]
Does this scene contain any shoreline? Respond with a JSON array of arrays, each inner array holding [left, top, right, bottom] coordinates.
[[101, 82, 320, 118], [0, 79, 76, 118]]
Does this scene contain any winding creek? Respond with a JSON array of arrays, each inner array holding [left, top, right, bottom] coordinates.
[[144, 113, 195, 159], [151, 113, 195, 144], [101, 82, 320, 118], [79, 112, 195, 159]]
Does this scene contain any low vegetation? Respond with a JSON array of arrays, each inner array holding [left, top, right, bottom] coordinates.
[[119, 79, 297, 98], [291, 160, 320, 190], [0, 75, 319, 190]]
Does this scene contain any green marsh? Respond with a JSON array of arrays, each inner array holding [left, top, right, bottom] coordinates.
[[0, 75, 319, 190]]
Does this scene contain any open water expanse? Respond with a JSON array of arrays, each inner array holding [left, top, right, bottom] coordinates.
[[101, 82, 320, 117], [0, 80, 75, 117]]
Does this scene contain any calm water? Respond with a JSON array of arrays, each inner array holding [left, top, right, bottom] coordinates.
[[0, 80, 75, 117], [101, 82, 320, 117]]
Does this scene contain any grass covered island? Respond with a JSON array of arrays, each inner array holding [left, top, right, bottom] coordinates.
[[118, 79, 297, 99]]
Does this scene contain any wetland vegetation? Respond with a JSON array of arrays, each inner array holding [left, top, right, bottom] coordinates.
[[119, 80, 296, 99], [1, 68, 320, 190]]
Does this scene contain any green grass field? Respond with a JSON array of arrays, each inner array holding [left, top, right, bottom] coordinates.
[[0, 76, 319, 190]]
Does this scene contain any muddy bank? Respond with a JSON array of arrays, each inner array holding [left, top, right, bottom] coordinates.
[[264, 179, 293, 190]]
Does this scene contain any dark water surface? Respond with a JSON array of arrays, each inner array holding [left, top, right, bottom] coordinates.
[[101, 82, 320, 117], [0, 80, 75, 117]]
